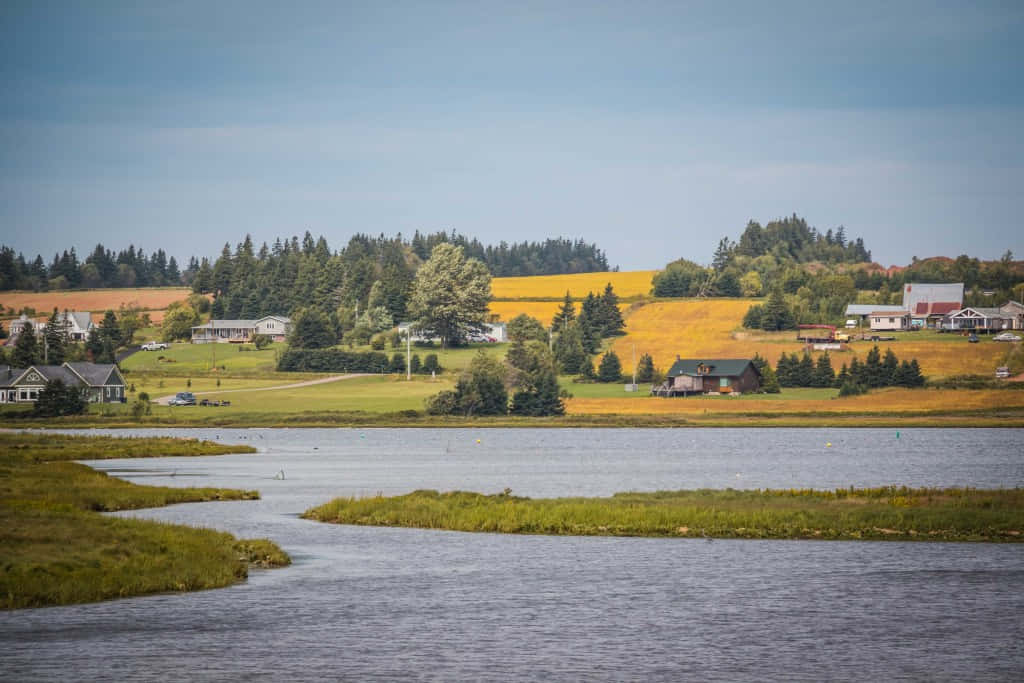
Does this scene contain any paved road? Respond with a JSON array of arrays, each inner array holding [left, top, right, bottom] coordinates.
[[154, 373, 371, 405]]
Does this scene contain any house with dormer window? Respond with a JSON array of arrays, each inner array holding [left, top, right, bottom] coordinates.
[[0, 362, 126, 404]]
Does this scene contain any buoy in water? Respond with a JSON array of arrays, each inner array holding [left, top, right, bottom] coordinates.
[[826, 442, 832, 447], [476, 439, 481, 444]]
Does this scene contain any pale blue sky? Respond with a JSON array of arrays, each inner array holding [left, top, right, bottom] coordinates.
[[1, 1, 1022, 269]]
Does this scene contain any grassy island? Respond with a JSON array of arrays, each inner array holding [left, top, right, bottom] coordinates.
[[0, 433, 289, 609], [304, 487, 1024, 543]]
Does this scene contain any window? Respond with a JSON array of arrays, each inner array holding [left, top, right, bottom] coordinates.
[[719, 378, 730, 388]]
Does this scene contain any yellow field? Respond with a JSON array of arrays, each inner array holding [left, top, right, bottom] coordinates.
[[566, 387, 1024, 415], [491, 270, 657, 300], [489, 301, 631, 326], [610, 299, 1007, 378], [0, 288, 192, 316]]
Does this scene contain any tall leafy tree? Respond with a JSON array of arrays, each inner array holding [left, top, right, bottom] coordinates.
[[409, 243, 491, 348]]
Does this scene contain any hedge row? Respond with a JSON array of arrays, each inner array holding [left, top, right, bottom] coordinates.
[[277, 349, 391, 373]]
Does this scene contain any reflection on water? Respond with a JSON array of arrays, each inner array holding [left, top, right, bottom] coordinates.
[[1, 428, 1022, 681]]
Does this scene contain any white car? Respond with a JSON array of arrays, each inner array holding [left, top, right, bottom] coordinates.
[[140, 341, 169, 351], [993, 332, 1022, 342]]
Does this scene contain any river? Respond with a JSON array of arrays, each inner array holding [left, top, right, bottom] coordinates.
[[2, 427, 1023, 681]]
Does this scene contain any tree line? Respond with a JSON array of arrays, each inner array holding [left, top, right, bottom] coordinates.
[[0, 231, 609, 294]]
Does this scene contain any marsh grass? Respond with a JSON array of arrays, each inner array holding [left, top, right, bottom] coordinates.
[[304, 487, 1024, 543], [0, 433, 288, 609]]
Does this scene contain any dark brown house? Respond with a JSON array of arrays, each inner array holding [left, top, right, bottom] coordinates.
[[652, 358, 761, 396]]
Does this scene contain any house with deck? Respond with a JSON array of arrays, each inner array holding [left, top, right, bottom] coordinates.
[[0, 362, 126, 404], [652, 358, 761, 396], [190, 316, 291, 344], [6, 311, 94, 342], [945, 307, 1016, 333]]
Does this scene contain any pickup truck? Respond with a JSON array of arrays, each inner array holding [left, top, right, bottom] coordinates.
[[140, 341, 169, 351]]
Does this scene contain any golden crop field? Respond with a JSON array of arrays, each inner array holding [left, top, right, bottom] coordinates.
[[0, 288, 192, 315], [489, 301, 631, 326], [490, 270, 658, 300], [611, 299, 1008, 378], [565, 387, 1024, 416]]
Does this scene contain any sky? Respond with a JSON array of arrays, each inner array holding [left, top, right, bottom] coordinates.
[[1, 0, 1022, 270]]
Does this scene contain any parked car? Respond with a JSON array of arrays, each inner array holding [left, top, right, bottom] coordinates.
[[169, 392, 196, 406], [993, 332, 1022, 342], [844, 320, 857, 329], [996, 366, 1011, 379], [141, 341, 168, 351], [968, 334, 979, 343]]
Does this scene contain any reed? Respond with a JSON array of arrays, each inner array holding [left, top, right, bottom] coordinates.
[[0, 433, 288, 609], [304, 487, 1024, 543]]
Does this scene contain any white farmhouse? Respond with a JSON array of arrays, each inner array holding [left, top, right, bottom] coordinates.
[[190, 315, 291, 344]]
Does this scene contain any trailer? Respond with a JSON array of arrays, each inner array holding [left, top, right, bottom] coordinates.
[[796, 324, 837, 344]]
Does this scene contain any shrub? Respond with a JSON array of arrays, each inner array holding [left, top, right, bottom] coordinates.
[[137, 392, 150, 402], [410, 354, 422, 374], [277, 349, 391, 373], [421, 354, 441, 375], [251, 334, 271, 350], [370, 334, 387, 351], [838, 381, 868, 397]]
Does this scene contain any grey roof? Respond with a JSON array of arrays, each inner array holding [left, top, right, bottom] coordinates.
[[902, 282, 964, 311], [30, 365, 82, 385], [64, 311, 93, 330], [66, 362, 121, 385], [845, 304, 905, 316], [667, 358, 758, 378], [0, 365, 26, 386]]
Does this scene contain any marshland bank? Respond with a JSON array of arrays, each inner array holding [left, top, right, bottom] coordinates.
[[304, 487, 1024, 543], [0, 433, 289, 609]]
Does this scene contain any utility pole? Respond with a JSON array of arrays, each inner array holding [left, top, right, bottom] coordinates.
[[632, 343, 637, 386], [406, 327, 411, 380]]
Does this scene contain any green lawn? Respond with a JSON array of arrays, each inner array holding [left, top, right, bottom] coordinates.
[[122, 341, 282, 375]]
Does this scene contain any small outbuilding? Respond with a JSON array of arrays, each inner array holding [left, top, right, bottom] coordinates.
[[652, 358, 761, 396]]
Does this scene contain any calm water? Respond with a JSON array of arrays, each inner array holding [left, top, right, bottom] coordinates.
[[2, 428, 1023, 681]]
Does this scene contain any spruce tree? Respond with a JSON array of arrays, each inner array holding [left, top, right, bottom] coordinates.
[[760, 362, 781, 393], [881, 348, 899, 387], [795, 353, 814, 387], [597, 351, 622, 383], [551, 291, 576, 334], [43, 308, 69, 365], [98, 310, 122, 349], [836, 363, 849, 388], [864, 346, 883, 387], [776, 353, 793, 386], [598, 283, 626, 336], [812, 353, 835, 388], [11, 322, 40, 367], [635, 353, 655, 383], [576, 293, 602, 354], [553, 323, 587, 375], [908, 359, 925, 387]]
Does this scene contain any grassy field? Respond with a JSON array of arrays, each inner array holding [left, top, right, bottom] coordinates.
[[0, 287, 191, 316], [0, 433, 289, 609], [490, 270, 657, 300], [566, 385, 1024, 416], [303, 487, 1024, 543], [610, 299, 1009, 379]]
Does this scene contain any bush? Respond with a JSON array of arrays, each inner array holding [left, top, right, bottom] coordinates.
[[838, 381, 868, 397], [410, 354, 422, 374], [425, 390, 459, 415], [389, 331, 402, 349], [32, 380, 87, 417], [251, 334, 271, 350], [370, 334, 387, 350], [390, 353, 406, 373], [137, 392, 150, 402], [421, 353, 441, 375]]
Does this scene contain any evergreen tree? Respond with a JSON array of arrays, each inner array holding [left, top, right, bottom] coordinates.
[[32, 379, 86, 417], [597, 283, 626, 336], [881, 348, 899, 387], [11, 322, 40, 367], [776, 352, 794, 387], [85, 327, 103, 360], [761, 290, 795, 331], [812, 353, 835, 388], [43, 308, 69, 365], [552, 323, 587, 375], [864, 346, 884, 387], [289, 308, 338, 349], [98, 310, 122, 349], [635, 353, 656, 383], [551, 291, 576, 333], [836, 363, 849, 388], [760, 361, 781, 393], [848, 356, 865, 385], [796, 353, 815, 387], [597, 351, 622, 383], [506, 341, 564, 416], [907, 359, 925, 387], [576, 293, 602, 354], [742, 305, 763, 329]]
